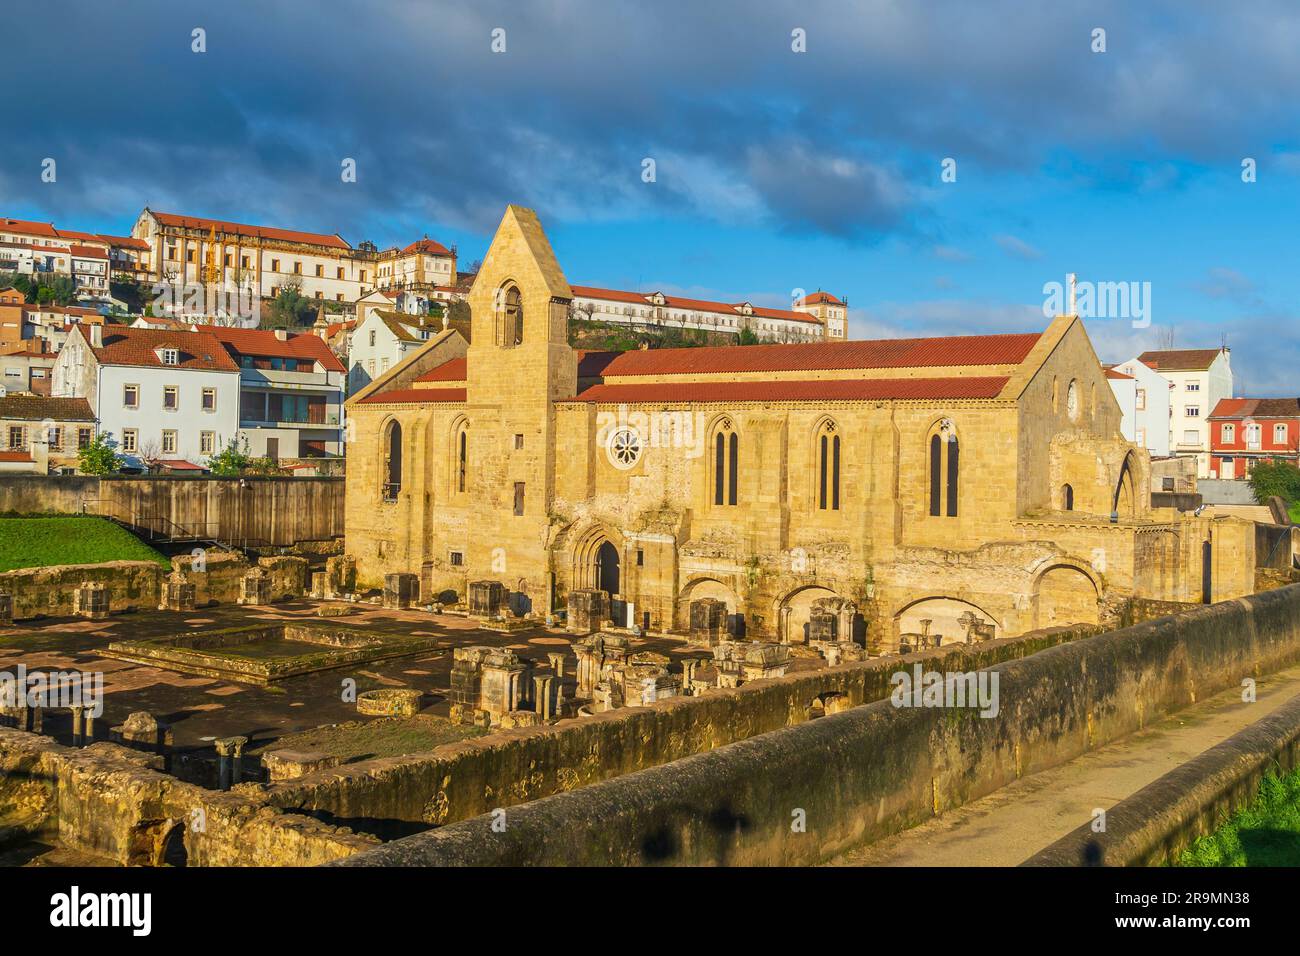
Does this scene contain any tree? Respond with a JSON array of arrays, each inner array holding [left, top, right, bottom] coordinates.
[[207, 437, 285, 477], [265, 280, 315, 329], [77, 433, 122, 475], [1248, 460, 1300, 505]]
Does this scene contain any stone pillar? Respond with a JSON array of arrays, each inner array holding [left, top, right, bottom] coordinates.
[[0, 592, 12, 626], [688, 598, 727, 647], [74, 582, 110, 620], [214, 735, 249, 791], [238, 568, 272, 605], [468, 580, 505, 618], [534, 675, 554, 720], [161, 575, 196, 612], [448, 647, 491, 722], [383, 572, 419, 609], [547, 652, 565, 678], [807, 600, 839, 643], [325, 554, 357, 599], [310, 571, 327, 599], [567, 588, 609, 634], [70, 705, 84, 746], [681, 658, 700, 691]]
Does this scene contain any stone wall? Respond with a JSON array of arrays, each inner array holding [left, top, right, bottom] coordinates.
[[336, 582, 1300, 866], [0, 561, 165, 620], [0, 475, 343, 548], [266, 623, 1099, 831], [0, 728, 378, 866]]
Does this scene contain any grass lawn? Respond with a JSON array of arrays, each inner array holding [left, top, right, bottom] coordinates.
[[0, 516, 169, 572], [1288, 501, 1300, 524], [1177, 767, 1300, 866], [248, 714, 487, 763]]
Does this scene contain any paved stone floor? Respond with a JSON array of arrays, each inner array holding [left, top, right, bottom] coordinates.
[[826, 663, 1300, 866], [0, 600, 824, 754]]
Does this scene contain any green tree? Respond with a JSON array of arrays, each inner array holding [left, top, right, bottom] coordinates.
[[206, 438, 253, 476], [265, 280, 314, 329], [77, 433, 122, 475], [1248, 460, 1300, 505]]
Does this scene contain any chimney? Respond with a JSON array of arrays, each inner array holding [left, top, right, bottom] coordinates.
[[32, 436, 49, 475], [1066, 273, 1078, 315], [274, 329, 288, 341], [88, 323, 103, 348]]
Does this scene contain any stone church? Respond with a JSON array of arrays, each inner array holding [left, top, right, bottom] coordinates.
[[343, 205, 1258, 651]]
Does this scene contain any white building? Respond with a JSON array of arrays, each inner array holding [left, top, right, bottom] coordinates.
[[1131, 347, 1233, 477], [568, 285, 828, 341], [52, 325, 241, 468], [347, 309, 443, 394], [130, 209, 456, 309], [1104, 359, 1171, 457]]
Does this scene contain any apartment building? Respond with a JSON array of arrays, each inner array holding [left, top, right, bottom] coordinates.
[[1208, 398, 1300, 479], [1104, 359, 1172, 457], [346, 309, 443, 394], [1115, 347, 1233, 477], [52, 324, 241, 467], [193, 325, 346, 460]]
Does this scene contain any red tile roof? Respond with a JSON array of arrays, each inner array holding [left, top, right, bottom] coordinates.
[[598, 332, 1041, 377], [148, 211, 351, 250], [1209, 398, 1300, 419], [69, 244, 108, 259], [358, 387, 466, 405], [0, 450, 34, 463], [0, 395, 95, 421], [803, 291, 844, 306], [87, 326, 240, 372], [57, 230, 105, 244], [192, 325, 346, 373], [400, 238, 453, 257], [0, 218, 58, 238], [414, 357, 467, 382], [576, 350, 622, 378], [98, 234, 151, 250], [159, 459, 206, 471], [572, 377, 1011, 404], [1137, 348, 1225, 371], [1104, 368, 1133, 380]]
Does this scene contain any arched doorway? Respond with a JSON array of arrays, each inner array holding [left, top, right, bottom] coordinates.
[[895, 596, 998, 649], [1112, 453, 1136, 520], [596, 541, 620, 596], [678, 578, 744, 637], [1034, 565, 1101, 627]]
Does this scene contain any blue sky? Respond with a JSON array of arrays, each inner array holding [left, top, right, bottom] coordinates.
[[4, 1, 1300, 391]]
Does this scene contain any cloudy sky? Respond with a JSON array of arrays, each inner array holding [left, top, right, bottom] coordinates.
[[5, 1, 1300, 391]]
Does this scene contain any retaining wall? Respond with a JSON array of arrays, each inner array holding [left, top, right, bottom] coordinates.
[[336, 583, 1300, 866]]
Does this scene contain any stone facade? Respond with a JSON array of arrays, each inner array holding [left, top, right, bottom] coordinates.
[[343, 205, 1267, 652]]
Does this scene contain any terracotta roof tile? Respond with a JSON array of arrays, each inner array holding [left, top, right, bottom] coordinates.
[[803, 291, 843, 305], [0, 218, 58, 238], [1209, 397, 1300, 419], [400, 238, 453, 257], [192, 325, 346, 373], [572, 377, 1010, 404], [1104, 368, 1133, 380], [97, 234, 151, 250], [0, 450, 34, 463], [87, 326, 240, 372], [149, 211, 351, 250], [599, 332, 1040, 377], [0, 395, 95, 421], [414, 357, 466, 382], [1137, 348, 1225, 371], [358, 387, 466, 405]]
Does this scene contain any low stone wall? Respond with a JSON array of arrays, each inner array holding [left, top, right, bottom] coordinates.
[[1024, 694, 1300, 867], [336, 583, 1300, 866], [0, 561, 165, 620], [267, 624, 1098, 831], [0, 727, 378, 866]]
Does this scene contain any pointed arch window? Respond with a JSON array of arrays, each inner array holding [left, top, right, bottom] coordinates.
[[712, 419, 738, 506], [817, 419, 841, 511], [383, 420, 402, 501], [451, 419, 469, 495], [495, 283, 523, 347], [927, 420, 959, 517]]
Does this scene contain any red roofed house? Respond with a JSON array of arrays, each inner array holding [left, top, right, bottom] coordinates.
[[52, 324, 241, 468], [1115, 347, 1234, 477], [569, 285, 832, 343], [1208, 398, 1300, 479], [341, 206, 1255, 652]]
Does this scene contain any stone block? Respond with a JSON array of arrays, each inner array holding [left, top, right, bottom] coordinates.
[[567, 588, 609, 634], [73, 582, 110, 620], [238, 568, 272, 606], [383, 572, 420, 610], [468, 580, 505, 618], [356, 688, 423, 717], [262, 749, 342, 782], [688, 598, 728, 646]]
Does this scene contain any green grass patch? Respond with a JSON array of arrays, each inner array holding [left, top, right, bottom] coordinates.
[[1288, 501, 1300, 524], [0, 516, 169, 572], [1177, 766, 1300, 866], [248, 714, 486, 762]]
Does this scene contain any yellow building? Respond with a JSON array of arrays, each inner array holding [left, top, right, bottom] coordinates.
[[344, 205, 1260, 651]]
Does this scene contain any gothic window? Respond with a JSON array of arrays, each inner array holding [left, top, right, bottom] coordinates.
[[927, 420, 959, 518], [383, 420, 402, 501], [817, 419, 841, 511], [496, 283, 523, 347], [712, 418, 738, 506], [452, 419, 469, 494]]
